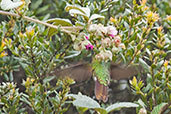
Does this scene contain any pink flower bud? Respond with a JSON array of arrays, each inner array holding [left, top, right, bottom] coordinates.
[[114, 36, 121, 47], [109, 34, 115, 37], [85, 35, 89, 40]]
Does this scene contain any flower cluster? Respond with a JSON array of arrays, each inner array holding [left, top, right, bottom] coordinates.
[[73, 33, 93, 51], [73, 24, 124, 62], [89, 24, 124, 61]]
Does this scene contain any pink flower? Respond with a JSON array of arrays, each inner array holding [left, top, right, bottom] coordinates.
[[85, 44, 93, 50], [109, 34, 115, 37], [85, 35, 89, 40]]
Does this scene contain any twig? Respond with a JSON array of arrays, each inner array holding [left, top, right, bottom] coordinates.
[[127, 26, 151, 66], [0, 10, 83, 33]]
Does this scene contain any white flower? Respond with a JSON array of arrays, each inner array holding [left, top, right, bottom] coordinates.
[[89, 24, 108, 37], [112, 46, 119, 52], [107, 26, 118, 37], [119, 43, 126, 49], [88, 24, 98, 32], [139, 108, 147, 114], [73, 42, 82, 51], [101, 37, 111, 47], [95, 49, 113, 61]]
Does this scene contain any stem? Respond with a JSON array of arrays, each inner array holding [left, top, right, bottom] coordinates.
[[0, 10, 83, 33], [127, 26, 151, 66]]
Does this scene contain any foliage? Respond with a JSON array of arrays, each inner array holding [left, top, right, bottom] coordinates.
[[68, 93, 138, 114], [0, 0, 170, 114], [0, 82, 24, 114]]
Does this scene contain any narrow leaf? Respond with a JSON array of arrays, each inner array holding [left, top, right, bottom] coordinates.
[[43, 76, 55, 84], [64, 51, 81, 59], [89, 14, 104, 22], [139, 58, 150, 71]]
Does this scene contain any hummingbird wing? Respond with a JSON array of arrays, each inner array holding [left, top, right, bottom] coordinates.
[[110, 64, 140, 80], [52, 62, 93, 82]]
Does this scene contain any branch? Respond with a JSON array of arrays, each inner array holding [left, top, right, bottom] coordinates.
[[0, 10, 83, 32]]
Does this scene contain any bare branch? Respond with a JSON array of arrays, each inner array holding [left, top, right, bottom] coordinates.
[[0, 10, 83, 33]]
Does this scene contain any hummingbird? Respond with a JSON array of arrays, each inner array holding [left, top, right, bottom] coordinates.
[[52, 60, 140, 102]]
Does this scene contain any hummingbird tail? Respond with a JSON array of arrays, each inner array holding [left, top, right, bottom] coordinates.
[[95, 80, 108, 102]]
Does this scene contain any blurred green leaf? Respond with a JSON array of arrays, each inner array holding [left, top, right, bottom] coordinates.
[[139, 58, 150, 72], [43, 76, 55, 84], [106, 102, 139, 113], [95, 108, 107, 114], [151, 103, 168, 114]]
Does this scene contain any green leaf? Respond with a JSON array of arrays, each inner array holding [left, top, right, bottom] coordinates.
[[43, 76, 55, 84], [9, 71, 13, 81], [0, 0, 23, 10], [65, 4, 90, 17], [95, 108, 107, 114], [69, 9, 89, 21], [65, 4, 90, 21], [106, 102, 139, 113], [89, 14, 105, 22], [124, 8, 132, 15], [30, 0, 43, 9], [4, 73, 9, 81], [156, 60, 164, 69], [67, 94, 101, 109], [64, 51, 81, 59], [46, 18, 72, 37], [76, 107, 88, 114], [21, 97, 31, 106], [120, 53, 126, 64], [139, 58, 150, 71], [151, 103, 168, 114], [146, 48, 151, 56], [137, 99, 146, 108], [46, 18, 73, 26], [36, 5, 49, 15]]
